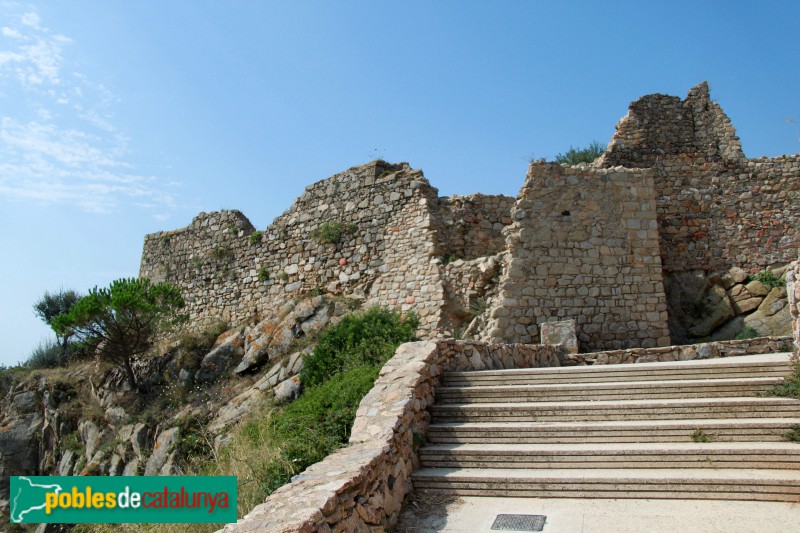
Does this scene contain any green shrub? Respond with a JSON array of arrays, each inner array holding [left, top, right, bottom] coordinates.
[[301, 307, 418, 387], [553, 140, 605, 165], [751, 270, 783, 289], [212, 246, 234, 261], [249, 230, 264, 245], [257, 267, 270, 282], [735, 326, 760, 340], [310, 221, 357, 244], [24, 337, 91, 369], [442, 253, 459, 265], [253, 365, 380, 493]]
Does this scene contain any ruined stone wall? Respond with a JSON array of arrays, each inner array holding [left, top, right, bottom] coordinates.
[[598, 81, 744, 168], [432, 194, 514, 260], [654, 154, 800, 273], [140, 161, 450, 335], [788, 261, 800, 358], [599, 82, 800, 273], [482, 163, 671, 351]]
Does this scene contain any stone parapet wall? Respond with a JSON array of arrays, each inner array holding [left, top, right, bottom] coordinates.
[[482, 162, 671, 351], [788, 261, 800, 357], [564, 336, 792, 366], [220, 340, 562, 532]]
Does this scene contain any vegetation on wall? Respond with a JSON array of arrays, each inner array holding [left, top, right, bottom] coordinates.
[[310, 221, 358, 244], [553, 140, 605, 164]]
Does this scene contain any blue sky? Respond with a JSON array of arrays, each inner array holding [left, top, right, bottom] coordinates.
[[1, 1, 798, 366]]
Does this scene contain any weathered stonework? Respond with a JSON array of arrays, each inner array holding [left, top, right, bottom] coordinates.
[[564, 335, 792, 366], [599, 82, 799, 273], [141, 82, 799, 349], [788, 261, 800, 357], [481, 163, 671, 351]]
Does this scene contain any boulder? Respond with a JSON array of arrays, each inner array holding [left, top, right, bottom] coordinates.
[[745, 280, 771, 297], [57, 449, 76, 476], [274, 375, 302, 404], [144, 427, 180, 476], [129, 423, 148, 459], [80, 451, 106, 475], [688, 285, 734, 338], [727, 284, 764, 314], [13, 391, 39, 414], [208, 388, 266, 434], [235, 297, 330, 374], [0, 414, 43, 478], [710, 316, 745, 341], [78, 420, 106, 460], [744, 304, 792, 337], [122, 458, 140, 476], [195, 329, 245, 383], [104, 406, 127, 426], [758, 286, 788, 317]]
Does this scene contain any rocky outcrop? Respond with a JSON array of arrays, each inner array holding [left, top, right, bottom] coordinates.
[[235, 296, 332, 374], [665, 265, 792, 344]]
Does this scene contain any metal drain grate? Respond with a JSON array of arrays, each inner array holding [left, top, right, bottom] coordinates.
[[490, 514, 547, 531]]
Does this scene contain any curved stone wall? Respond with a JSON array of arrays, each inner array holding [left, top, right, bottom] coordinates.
[[220, 340, 562, 532]]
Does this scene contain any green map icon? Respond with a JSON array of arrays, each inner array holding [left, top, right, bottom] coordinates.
[[10, 476, 63, 523]]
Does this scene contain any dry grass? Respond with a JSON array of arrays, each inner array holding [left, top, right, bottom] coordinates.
[[74, 395, 279, 533]]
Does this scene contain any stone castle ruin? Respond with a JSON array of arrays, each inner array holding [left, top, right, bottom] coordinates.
[[140, 82, 799, 353]]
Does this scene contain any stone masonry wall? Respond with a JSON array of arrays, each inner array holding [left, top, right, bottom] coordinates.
[[432, 194, 514, 260], [788, 261, 800, 357], [141, 161, 451, 336], [482, 162, 671, 351], [141, 83, 799, 350], [598, 82, 800, 273], [220, 339, 562, 533]]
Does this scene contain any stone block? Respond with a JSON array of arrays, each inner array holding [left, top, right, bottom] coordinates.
[[540, 320, 578, 353]]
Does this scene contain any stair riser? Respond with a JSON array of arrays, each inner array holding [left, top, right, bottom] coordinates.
[[427, 433, 793, 444], [443, 369, 792, 386], [409, 485, 800, 502], [432, 408, 800, 423], [442, 365, 791, 386], [419, 459, 800, 470], [437, 388, 774, 403]]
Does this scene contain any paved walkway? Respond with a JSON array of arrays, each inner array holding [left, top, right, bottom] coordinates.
[[395, 495, 800, 532]]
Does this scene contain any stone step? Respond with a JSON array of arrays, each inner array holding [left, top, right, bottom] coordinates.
[[418, 442, 800, 469], [442, 355, 792, 387], [410, 467, 800, 502], [435, 377, 783, 403], [431, 397, 800, 423], [426, 418, 800, 444]]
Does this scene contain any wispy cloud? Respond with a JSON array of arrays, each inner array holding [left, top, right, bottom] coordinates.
[[0, 5, 176, 214]]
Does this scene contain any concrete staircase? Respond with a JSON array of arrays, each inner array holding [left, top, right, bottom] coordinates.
[[412, 353, 800, 501]]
